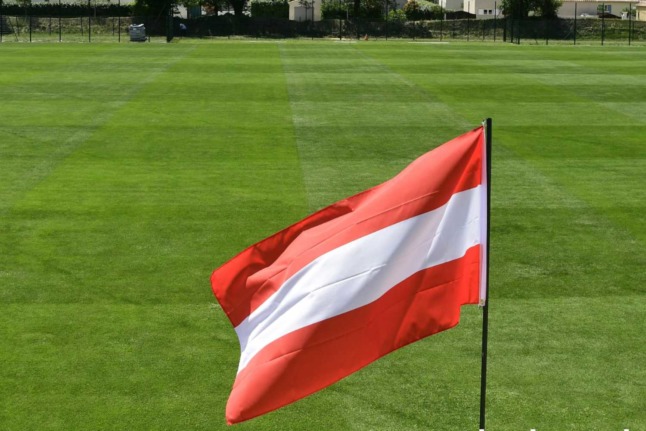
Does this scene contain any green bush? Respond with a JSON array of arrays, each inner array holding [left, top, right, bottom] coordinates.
[[250, 0, 289, 18], [0, 3, 133, 17], [360, 0, 384, 19], [322, 0, 386, 20], [321, 0, 348, 19], [403, 0, 442, 20], [386, 9, 406, 22]]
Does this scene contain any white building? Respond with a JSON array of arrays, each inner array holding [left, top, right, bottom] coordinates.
[[463, 0, 502, 18], [439, 0, 464, 11], [438, 0, 502, 17], [289, 0, 322, 21], [637, 0, 646, 20], [559, 0, 637, 17]]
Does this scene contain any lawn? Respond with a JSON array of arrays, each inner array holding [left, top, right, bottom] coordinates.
[[0, 40, 644, 430]]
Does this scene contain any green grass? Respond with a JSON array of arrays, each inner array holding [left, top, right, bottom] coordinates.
[[0, 40, 644, 430]]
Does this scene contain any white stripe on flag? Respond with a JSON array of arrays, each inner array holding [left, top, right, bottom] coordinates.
[[235, 186, 483, 373]]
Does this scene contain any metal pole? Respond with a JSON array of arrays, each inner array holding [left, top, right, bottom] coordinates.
[[467, 1, 470, 41], [478, 117, 493, 431], [493, 2, 498, 42], [311, 0, 314, 40], [573, 3, 577, 45], [29, 0, 32, 42], [0, 0, 3, 43], [628, 3, 633, 46], [482, 17, 485, 41], [118, 0, 120, 42], [440, 13, 443, 41], [47, 0, 51, 36], [385, 1, 388, 41], [88, 0, 91, 42], [601, 3, 605, 45]]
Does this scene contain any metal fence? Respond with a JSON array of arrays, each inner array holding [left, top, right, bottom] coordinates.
[[180, 15, 646, 45], [1, 11, 645, 44], [0, 14, 173, 42]]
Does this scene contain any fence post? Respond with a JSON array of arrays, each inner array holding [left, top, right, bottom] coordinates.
[[311, 0, 314, 40], [28, 0, 32, 42], [385, 3, 388, 41], [632, 3, 633, 46], [467, 1, 470, 41], [166, 4, 172, 42], [574, 2, 576, 45], [440, 13, 443, 41], [601, 3, 605, 45], [494, 2, 497, 42], [469, 17, 472, 41], [88, 0, 91, 42]]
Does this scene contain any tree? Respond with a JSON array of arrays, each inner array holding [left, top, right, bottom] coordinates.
[[500, 0, 531, 18], [133, 0, 174, 19], [135, 0, 247, 18], [322, 0, 393, 19], [225, 0, 248, 16], [403, 0, 442, 20], [534, 0, 561, 18], [500, 0, 561, 18]]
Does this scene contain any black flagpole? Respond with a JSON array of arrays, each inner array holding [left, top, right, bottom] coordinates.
[[479, 118, 492, 430]]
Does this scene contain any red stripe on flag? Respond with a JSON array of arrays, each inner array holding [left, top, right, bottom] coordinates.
[[212, 127, 484, 327], [225, 245, 481, 424]]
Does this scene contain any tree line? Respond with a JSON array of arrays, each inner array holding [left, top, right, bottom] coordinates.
[[1, 0, 562, 21]]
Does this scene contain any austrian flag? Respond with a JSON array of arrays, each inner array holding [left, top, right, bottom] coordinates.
[[211, 126, 489, 424]]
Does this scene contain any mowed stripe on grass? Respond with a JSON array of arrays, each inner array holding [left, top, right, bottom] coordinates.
[[355, 43, 645, 429], [0, 42, 308, 430]]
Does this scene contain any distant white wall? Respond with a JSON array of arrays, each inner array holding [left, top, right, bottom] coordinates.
[[439, 0, 464, 11], [289, 0, 322, 21], [559, 0, 637, 17], [465, 0, 501, 18]]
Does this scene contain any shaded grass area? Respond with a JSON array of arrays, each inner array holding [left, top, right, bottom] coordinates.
[[0, 41, 644, 430]]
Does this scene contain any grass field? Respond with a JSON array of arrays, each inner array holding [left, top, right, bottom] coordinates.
[[1, 40, 644, 430]]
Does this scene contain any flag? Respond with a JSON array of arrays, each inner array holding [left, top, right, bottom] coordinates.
[[211, 125, 488, 424]]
